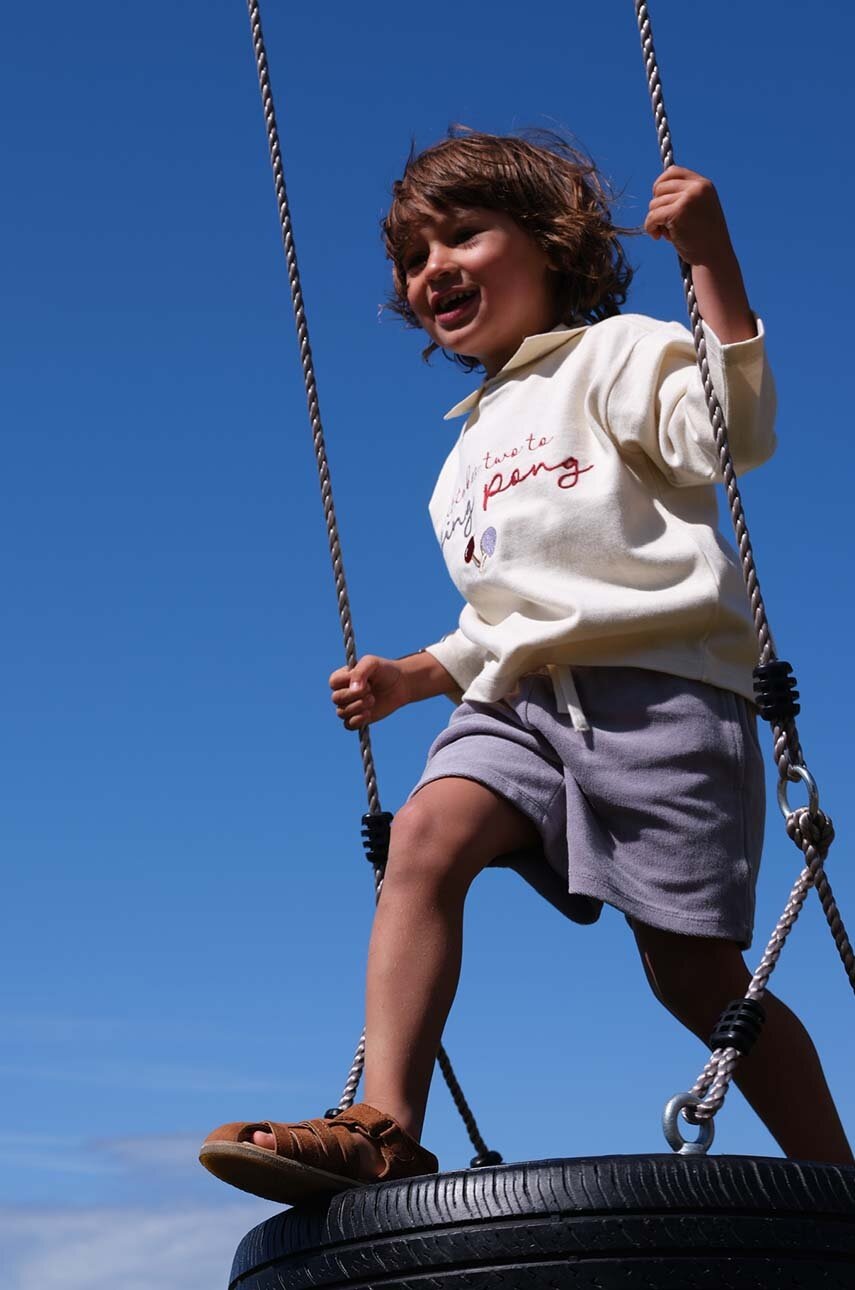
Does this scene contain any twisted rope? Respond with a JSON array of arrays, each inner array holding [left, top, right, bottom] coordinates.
[[689, 867, 814, 1120], [244, 0, 493, 1160], [327, 854, 492, 1159], [787, 810, 854, 988], [245, 0, 379, 816], [689, 808, 854, 1123], [634, 0, 854, 1139], [634, 4, 776, 710]]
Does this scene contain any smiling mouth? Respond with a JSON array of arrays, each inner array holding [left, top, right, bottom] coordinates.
[[434, 289, 480, 325]]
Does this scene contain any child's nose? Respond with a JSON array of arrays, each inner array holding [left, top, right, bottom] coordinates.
[[425, 245, 457, 280]]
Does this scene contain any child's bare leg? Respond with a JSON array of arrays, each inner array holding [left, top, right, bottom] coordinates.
[[633, 922, 853, 1165], [363, 777, 538, 1139], [250, 777, 537, 1160]]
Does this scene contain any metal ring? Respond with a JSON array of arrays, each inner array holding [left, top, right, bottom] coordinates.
[[777, 764, 819, 821], [662, 1093, 715, 1156]]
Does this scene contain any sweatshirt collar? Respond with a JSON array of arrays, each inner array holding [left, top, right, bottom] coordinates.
[[443, 323, 588, 420]]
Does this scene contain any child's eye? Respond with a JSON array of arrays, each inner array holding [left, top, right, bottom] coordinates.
[[453, 227, 481, 246], [403, 250, 427, 275]]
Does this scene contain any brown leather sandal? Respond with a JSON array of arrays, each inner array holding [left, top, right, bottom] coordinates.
[[198, 1102, 438, 1204]]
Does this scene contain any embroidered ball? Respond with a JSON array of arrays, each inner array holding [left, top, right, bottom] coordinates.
[[481, 527, 497, 558]]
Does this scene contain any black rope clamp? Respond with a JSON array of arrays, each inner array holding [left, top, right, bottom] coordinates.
[[361, 811, 394, 867], [709, 998, 766, 1055], [470, 1149, 503, 1168], [753, 660, 800, 723]]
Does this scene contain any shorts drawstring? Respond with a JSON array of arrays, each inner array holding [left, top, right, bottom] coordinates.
[[547, 664, 590, 732]]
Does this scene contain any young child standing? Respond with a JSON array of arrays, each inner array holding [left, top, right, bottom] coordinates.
[[200, 132, 852, 1202]]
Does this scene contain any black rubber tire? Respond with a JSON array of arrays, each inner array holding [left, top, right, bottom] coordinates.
[[229, 1154, 855, 1289]]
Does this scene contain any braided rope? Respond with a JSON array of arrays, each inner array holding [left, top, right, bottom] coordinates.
[[244, 0, 493, 1159], [689, 867, 814, 1120], [788, 809, 854, 987], [436, 1047, 493, 1161], [634, 1, 854, 1140], [634, 4, 777, 709], [245, 0, 379, 816], [690, 806, 854, 1122], [329, 848, 492, 1157], [329, 862, 385, 1114]]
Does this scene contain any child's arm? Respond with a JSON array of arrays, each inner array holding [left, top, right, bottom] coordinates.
[[330, 651, 457, 730], [645, 166, 755, 344]]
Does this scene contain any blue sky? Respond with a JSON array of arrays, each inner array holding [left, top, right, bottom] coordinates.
[[4, 2, 854, 1285]]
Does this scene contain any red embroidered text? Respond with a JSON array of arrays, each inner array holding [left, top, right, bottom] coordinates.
[[482, 455, 593, 512]]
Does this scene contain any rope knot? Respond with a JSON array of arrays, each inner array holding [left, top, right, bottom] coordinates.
[[786, 806, 835, 862]]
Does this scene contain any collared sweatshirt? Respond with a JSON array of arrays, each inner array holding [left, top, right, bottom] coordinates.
[[424, 313, 776, 727]]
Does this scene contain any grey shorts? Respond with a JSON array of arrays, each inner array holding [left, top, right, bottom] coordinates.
[[411, 668, 765, 948]]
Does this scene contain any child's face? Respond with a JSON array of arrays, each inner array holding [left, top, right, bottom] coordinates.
[[402, 206, 557, 376]]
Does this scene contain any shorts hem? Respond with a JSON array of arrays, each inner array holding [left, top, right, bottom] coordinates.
[[568, 871, 754, 950], [410, 766, 555, 832]]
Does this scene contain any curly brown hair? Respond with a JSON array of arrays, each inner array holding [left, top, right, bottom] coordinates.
[[383, 128, 634, 370]]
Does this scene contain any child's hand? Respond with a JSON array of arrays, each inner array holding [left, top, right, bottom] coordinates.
[[645, 165, 755, 343], [329, 655, 411, 730], [645, 166, 734, 267]]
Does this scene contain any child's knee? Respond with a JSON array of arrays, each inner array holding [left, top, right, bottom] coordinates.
[[384, 797, 478, 898]]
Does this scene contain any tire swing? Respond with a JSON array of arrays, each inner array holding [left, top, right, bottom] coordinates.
[[228, 3, 855, 1287]]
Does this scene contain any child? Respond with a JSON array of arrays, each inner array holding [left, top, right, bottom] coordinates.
[[200, 132, 852, 1202]]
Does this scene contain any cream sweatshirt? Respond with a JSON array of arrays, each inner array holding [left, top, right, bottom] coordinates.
[[424, 313, 776, 725]]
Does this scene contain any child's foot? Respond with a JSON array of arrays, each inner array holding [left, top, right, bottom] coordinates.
[[199, 1103, 438, 1205], [247, 1123, 384, 1176]]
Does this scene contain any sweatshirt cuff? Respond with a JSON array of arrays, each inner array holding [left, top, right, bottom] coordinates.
[[702, 315, 766, 398], [423, 629, 485, 698], [701, 314, 776, 469]]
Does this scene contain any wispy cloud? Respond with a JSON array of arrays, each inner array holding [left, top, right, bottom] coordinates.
[[96, 1133, 202, 1172], [0, 1139, 120, 1177], [0, 1133, 204, 1178], [1, 1201, 280, 1290], [3, 1127, 283, 1289]]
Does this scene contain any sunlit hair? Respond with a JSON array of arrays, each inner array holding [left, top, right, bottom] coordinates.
[[383, 128, 634, 370]]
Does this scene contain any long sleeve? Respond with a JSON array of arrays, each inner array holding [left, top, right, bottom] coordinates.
[[603, 317, 777, 487], [423, 628, 487, 700]]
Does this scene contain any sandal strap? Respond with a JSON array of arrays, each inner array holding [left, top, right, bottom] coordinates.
[[334, 1103, 438, 1180], [205, 1104, 437, 1181]]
